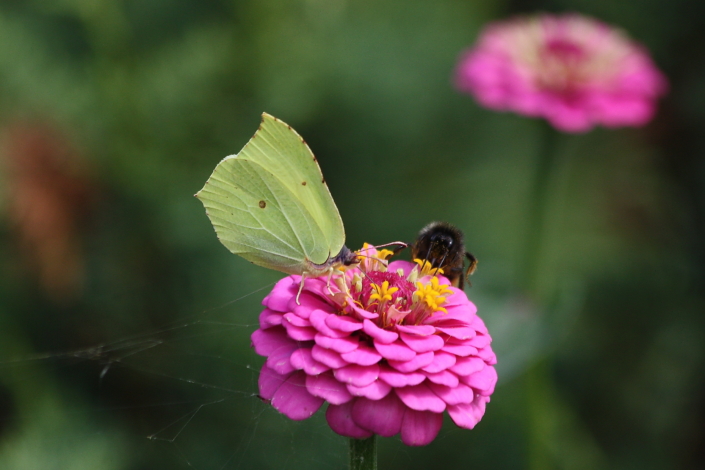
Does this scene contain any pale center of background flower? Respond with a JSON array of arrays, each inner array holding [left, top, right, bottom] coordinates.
[[505, 16, 635, 95]]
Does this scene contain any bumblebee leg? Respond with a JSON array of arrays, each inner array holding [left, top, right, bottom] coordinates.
[[463, 252, 478, 288], [465, 252, 478, 275], [447, 267, 464, 289]]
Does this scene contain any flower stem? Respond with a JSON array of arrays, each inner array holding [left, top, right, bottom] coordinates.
[[349, 436, 377, 470], [523, 121, 563, 470], [520, 121, 560, 294]]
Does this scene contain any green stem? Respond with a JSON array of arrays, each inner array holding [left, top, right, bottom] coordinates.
[[523, 122, 563, 470], [349, 436, 377, 470], [520, 121, 560, 295], [527, 360, 552, 470]]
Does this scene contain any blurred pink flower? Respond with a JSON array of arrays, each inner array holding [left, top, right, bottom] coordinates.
[[455, 13, 668, 132], [251, 246, 497, 446]]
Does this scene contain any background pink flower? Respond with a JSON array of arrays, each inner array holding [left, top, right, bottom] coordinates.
[[251, 254, 497, 446], [455, 13, 668, 132]]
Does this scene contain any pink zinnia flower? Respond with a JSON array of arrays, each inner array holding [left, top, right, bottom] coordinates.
[[251, 245, 497, 446], [455, 13, 668, 132]]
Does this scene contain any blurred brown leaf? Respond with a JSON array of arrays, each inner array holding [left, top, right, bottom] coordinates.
[[1, 121, 95, 304]]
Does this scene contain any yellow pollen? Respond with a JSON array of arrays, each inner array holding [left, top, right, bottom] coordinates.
[[414, 259, 444, 277], [377, 249, 395, 260], [355, 243, 372, 264], [355, 243, 395, 274], [369, 281, 399, 304], [414, 277, 453, 314]]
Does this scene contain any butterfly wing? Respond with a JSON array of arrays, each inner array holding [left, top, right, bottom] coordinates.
[[196, 113, 346, 274]]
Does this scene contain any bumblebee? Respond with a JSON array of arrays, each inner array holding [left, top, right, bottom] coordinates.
[[411, 222, 477, 289]]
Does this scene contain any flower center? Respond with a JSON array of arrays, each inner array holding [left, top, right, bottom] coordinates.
[[537, 37, 590, 93], [361, 271, 416, 312], [340, 245, 456, 329], [545, 37, 585, 60]]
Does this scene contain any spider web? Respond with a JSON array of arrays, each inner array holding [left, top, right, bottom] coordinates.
[[0, 283, 365, 470], [0, 263, 551, 469]]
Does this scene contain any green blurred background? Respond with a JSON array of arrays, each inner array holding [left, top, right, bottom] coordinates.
[[0, 0, 703, 469]]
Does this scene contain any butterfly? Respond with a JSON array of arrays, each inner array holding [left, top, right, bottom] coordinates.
[[411, 221, 477, 289], [196, 113, 359, 298]]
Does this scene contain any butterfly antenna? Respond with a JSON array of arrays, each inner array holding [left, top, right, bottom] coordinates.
[[359, 269, 372, 282], [355, 253, 388, 264], [374, 241, 408, 250]]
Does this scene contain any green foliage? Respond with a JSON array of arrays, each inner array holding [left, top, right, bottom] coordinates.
[[1, 1, 704, 469]]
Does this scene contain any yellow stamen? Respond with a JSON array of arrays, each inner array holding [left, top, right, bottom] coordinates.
[[351, 273, 363, 293], [377, 249, 395, 260], [369, 281, 399, 304], [407, 266, 419, 284], [414, 277, 453, 314], [354, 243, 391, 273], [414, 259, 444, 277]]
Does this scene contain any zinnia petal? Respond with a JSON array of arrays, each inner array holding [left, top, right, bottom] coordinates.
[[424, 370, 460, 388], [428, 382, 475, 406], [374, 339, 416, 361], [334, 364, 380, 387], [400, 409, 443, 446], [421, 350, 457, 373], [290, 348, 330, 375], [363, 319, 398, 344], [341, 344, 383, 366], [447, 396, 490, 430], [258, 364, 289, 400], [251, 328, 295, 357], [310, 309, 350, 338], [306, 371, 354, 405], [291, 292, 332, 316], [450, 356, 486, 376], [351, 394, 404, 437], [271, 371, 324, 421], [252, 255, 496, 446], [400, 331, 445, 353], [326, 314, 364, 333], [463, 363, 498, 396], [326, 401, 374, 439], [347, 379, 392, 400], [265, 343, 298, 375], [282, 322, 317, 341], [283, 312, 310, 328], [388, 351, 435, 373], [378, 364, 426, 388], [265, 277, 297, 311], [314, 333, 359, 353], [259, 308, 284, 329], [395, 383, 446, 413]]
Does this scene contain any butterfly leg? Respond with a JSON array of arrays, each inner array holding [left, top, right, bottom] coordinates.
[[334, 271, 351, 297], [325, 268, 336, 296], [296, 273, 307, 305]]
